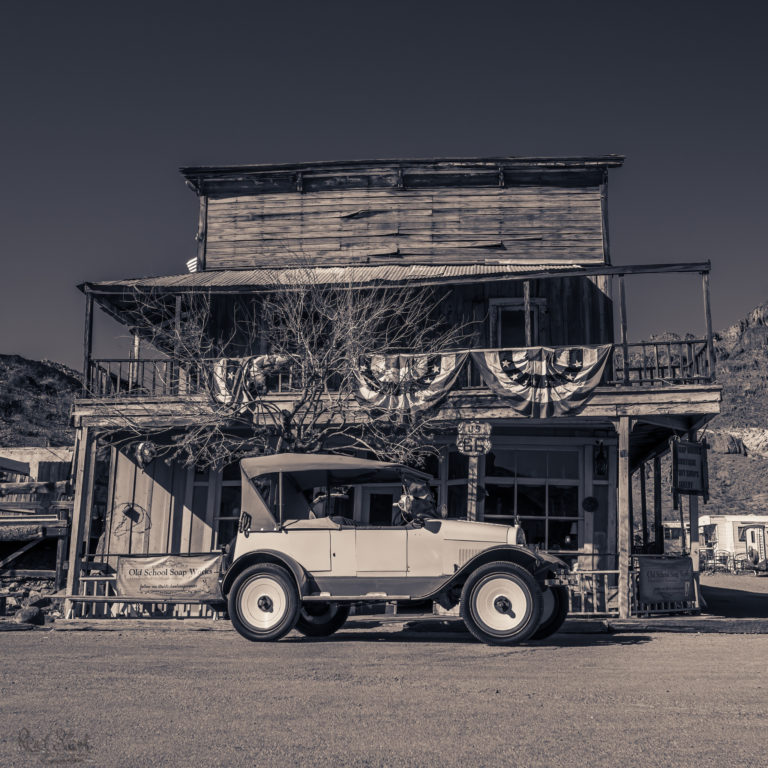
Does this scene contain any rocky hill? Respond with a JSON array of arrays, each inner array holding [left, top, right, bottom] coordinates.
[[0, 355, 80, 447]]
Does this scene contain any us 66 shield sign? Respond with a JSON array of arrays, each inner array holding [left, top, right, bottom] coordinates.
[[457, 421, 492, 456]]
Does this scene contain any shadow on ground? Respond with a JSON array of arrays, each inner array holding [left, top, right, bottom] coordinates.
[[701, 582, 768, 618]]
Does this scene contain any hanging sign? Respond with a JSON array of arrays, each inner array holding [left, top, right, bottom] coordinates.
[[115, 555, 223, 600], [672, 439, 709, 502], [457, 421, 492, 456], [637, 556, 694, 604]]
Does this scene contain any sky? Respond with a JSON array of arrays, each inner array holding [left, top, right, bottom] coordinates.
[[1, 1, 766, 369]]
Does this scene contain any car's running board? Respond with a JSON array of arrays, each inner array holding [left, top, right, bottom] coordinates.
[[303, 594, 412, 602]]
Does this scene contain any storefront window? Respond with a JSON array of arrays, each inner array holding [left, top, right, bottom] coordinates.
[[483, 448, 581, 552]]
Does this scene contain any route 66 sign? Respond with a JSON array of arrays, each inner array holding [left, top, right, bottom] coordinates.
[[457, 421, 492, 456]]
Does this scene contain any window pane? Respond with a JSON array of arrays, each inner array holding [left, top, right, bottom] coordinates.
[[220, 485, 241, 517], [485, 450, 515, 478], [548, 520, 579, 551], [548, 451, 579, 480], [499, 309, 527, 347], [520, 518, 546, 550], [222, 462, 241, 481], [517, 484, 545, 517], [484, 484, 515, 519], [447, 486, 467, 519], [448, 451, 468, 479], [548, 486, 579, 518], [517, 452, 547, 479], [421, 452, 440, 479]]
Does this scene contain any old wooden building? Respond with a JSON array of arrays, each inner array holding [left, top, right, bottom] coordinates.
[[67, 156, 720, 618]]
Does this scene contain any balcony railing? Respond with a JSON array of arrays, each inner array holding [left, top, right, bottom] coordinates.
[[84, 340, 716, 400]]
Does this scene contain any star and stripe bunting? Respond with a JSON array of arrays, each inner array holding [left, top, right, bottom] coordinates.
[[355, 353, 469, 412], [469, 344, 612, 418]]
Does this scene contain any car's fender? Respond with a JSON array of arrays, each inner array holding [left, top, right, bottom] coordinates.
[[221, 549, 309, 598], [417, 545, 547, 601]]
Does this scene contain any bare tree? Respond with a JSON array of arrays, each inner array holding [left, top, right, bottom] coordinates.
[[98, 268, 468, 469]]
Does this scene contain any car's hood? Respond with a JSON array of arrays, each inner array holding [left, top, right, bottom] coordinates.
[[438, 519, 513, 543]]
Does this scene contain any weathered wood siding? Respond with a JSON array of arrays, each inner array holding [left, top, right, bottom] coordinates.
[[95, 450, 218, 565], [205, 186, 607, 269]]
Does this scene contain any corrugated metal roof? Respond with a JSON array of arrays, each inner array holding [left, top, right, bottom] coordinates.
[[84, 264, 585, 292]]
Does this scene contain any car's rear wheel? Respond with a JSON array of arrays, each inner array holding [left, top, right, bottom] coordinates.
[[295, 602, 350, 637], [460, 562, 542, 645], [531, 585, 569, 640], [228, 564, 299, 641]]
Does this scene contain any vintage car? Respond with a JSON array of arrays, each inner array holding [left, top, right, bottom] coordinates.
[[222, 453, 571, 645]]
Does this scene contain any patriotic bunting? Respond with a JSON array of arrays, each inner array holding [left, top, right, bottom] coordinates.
[[356, 352, 469, 411], [470, 345, 611, 418], [212, 355, 293, 408]]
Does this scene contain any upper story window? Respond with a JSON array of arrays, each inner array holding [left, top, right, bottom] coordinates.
[[489, 298, 546, 348]]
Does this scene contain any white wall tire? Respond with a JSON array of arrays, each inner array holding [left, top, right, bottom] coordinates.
[[228, 564, 299, 641], [460, 562, 542, 645]]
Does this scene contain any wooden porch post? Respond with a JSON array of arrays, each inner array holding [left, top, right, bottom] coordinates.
[[653, 455, 663, 554], [640, 462, 649, 551], [702, 271, 716, 379], [617, 416, 632, 618], [618, 276, 629, 385], [82, 290, 94, 396], [523, 280, 532, 346], [688, 429, 702, 607], [64, 427, 96, 617]]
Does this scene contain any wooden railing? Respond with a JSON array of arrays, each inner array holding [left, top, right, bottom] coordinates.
[[608, 339, 712, 386], [85, 340, 716, 399]]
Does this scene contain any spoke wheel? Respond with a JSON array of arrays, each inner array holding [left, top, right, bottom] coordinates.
[[228, 564, 299, 642], [295, 602, 350, 637], [532, 585, 569, 640], [461, 562, 542, 645]]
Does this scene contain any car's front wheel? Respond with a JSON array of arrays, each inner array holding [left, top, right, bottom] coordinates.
[[460, 562, 542, 645], [228, 564, 299, 641], [295, 602, 350, 637]]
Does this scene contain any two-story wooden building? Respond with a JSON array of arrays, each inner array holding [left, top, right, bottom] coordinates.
[[67, 156, 720, 618]]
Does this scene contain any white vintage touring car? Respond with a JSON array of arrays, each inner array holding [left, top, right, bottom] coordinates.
[[221, 454, 571, 645]]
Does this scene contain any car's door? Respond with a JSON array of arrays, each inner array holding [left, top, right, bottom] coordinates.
[[356, 486, 407, 576], [406, 520, 445, 577]]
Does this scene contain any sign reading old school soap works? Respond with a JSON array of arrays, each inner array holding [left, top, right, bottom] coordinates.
[[116, 555, 223, 600]]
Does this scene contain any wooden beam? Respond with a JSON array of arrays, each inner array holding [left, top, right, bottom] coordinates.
[[0, 480, 70, 495], [702, 271, 716, 380], [688, 428, 702, 608], [619, 276, 629, 385], [196, 195, 208, 270], [653, 455, 663, 555], [82, 291, 94, 396], [64, 428, 96, 618], [640, 462, 648, 551], [523, 281, 532, 346], [617, 416, 632, 619]]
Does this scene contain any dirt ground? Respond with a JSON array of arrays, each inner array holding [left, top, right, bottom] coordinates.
[[2, 626, 767, 768]]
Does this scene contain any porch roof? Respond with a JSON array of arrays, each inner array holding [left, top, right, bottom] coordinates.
[[79, 263, 583, 295]]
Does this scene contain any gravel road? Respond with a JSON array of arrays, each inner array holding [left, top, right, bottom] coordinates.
[[2, 625, 767, 768]]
